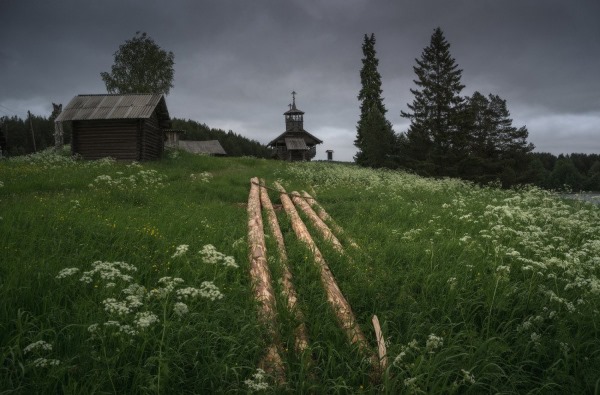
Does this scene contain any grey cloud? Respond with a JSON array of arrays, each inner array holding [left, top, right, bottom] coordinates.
[[1, 0, 599, 161]]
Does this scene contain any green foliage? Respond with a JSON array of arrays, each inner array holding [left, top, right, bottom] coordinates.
[[100, 32, 175, 95], [1, 114, 71, 156], [400, 27, 466, 175], [529, 153, 600, 191], [355, 33, 396, 167], [171, 118, 273, 158], [399, 28, 536, 187], [1, 146, 599, 393]]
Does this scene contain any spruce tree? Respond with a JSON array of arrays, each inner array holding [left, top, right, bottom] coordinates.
[[461, 92, 534, 185], [400, 27, 465, 175], [355, 33, 394, 166]]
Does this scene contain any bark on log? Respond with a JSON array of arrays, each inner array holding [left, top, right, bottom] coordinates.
[[301, 191, 360, 250], [291, 191, 345, 254], [259, 179, 310, 353], [247, 177, 285, 382], [274, 182, 374, 360]]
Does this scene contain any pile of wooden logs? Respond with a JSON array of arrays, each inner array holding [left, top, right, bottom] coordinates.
[[246, 178, 386, 385]]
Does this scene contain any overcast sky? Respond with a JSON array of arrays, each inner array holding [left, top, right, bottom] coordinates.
[[1, 0, 599, 161]]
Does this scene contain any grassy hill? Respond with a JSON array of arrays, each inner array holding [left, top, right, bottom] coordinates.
[[1, 149, 599, 393]]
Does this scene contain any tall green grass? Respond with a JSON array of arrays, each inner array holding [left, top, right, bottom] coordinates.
[[1, 149, 599, 393]]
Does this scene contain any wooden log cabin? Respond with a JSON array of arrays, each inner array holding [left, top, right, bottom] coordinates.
[[268, 92, 322, 161], [55, 94, 171, 161]]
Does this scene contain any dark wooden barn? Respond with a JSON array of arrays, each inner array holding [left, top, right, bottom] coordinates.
[[268, 92, 322, 161], [55, 94, 171, 161]]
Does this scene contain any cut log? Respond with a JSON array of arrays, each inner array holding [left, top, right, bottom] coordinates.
[[259, 179, 310, 353], [247, 177, 285, 383], [371, 315, 388, 370], [290, 191, 345, 254], [301, 191, 360, 250], [274, 182, 375, 362]]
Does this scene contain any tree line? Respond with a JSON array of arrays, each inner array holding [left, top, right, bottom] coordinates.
[[0, 114, 273, 159], [170, 118, 273, 158], [354, 28, 598, 191], [0, 110, 70, 156]]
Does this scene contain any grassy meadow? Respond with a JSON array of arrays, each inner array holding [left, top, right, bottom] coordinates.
[[0, 149, 599, 394]]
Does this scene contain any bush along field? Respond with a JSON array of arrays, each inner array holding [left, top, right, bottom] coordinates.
[[0, 149, 599, 393]]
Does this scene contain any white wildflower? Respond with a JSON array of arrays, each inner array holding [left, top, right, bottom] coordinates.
[[460, 369, 476, 384], [447, 277, 458, 290], [171, 244, 189, 258], [32, 358, 60, 368], [103, 298, 131, 316], [88, 323, 100, 334], [200, 244, 239, 268], [134, 311, 159, 329], [176, 287, 201, 300], [125, 294, 144, 309], [426, 333, 444, 353], [56, 267, 80, 279], [244, 368, 269, 392], [24, 340, 52, 354], [232, 237, 245, 248], [118, 324, 138, 336], [199, 281, 224, 301], [496, 265, 511, 280], [404, 377, 418, 388], [122, 283, 146, 297], [173, 302, 189, 317]]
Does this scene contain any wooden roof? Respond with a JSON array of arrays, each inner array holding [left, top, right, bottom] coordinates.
[[285, 138, 308, 150], [55, 94, 170, 128], [268, 130, 323, 146], [178, 140, 227, 155]]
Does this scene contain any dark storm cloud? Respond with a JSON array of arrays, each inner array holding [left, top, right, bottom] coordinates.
[[1, 0, 599, 161]]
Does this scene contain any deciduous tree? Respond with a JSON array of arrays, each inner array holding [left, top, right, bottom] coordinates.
[[100, 32, 175, 95]]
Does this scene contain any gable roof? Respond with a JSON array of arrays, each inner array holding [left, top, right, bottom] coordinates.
[[268, 130, 323, 146], [178, 140, 227, 155], [55, 94, 170, 127]]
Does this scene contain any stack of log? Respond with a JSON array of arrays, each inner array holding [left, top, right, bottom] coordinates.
[[246, 178, 386, 385]]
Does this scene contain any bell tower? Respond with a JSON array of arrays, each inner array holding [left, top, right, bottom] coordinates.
[[284, 91, 304, 132]]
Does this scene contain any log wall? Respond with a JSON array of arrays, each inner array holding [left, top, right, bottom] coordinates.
[[71, 111, 164, 161]]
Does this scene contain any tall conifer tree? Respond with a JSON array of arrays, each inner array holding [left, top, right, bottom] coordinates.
[[401, 27, 465, 175], [355, 33, 395, 166]]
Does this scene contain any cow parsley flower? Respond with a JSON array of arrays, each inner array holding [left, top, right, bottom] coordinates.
[[24, 340, 52, 354], [244, 368, 269, 391], [103, 298, 131, 316], [134, 311, 159, 329], [173, 302, 189, 317], [32, 358, 60, 368], [461, 369, 476, 385], [171, 244, 189, 258], [199, 281, 224, 301], [200, 244, 238, 268], [56, 267, 80, 279], [426, 333, 444, 353]]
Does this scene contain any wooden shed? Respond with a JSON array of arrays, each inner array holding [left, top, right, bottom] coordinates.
[[55, 94, 171, 161]]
